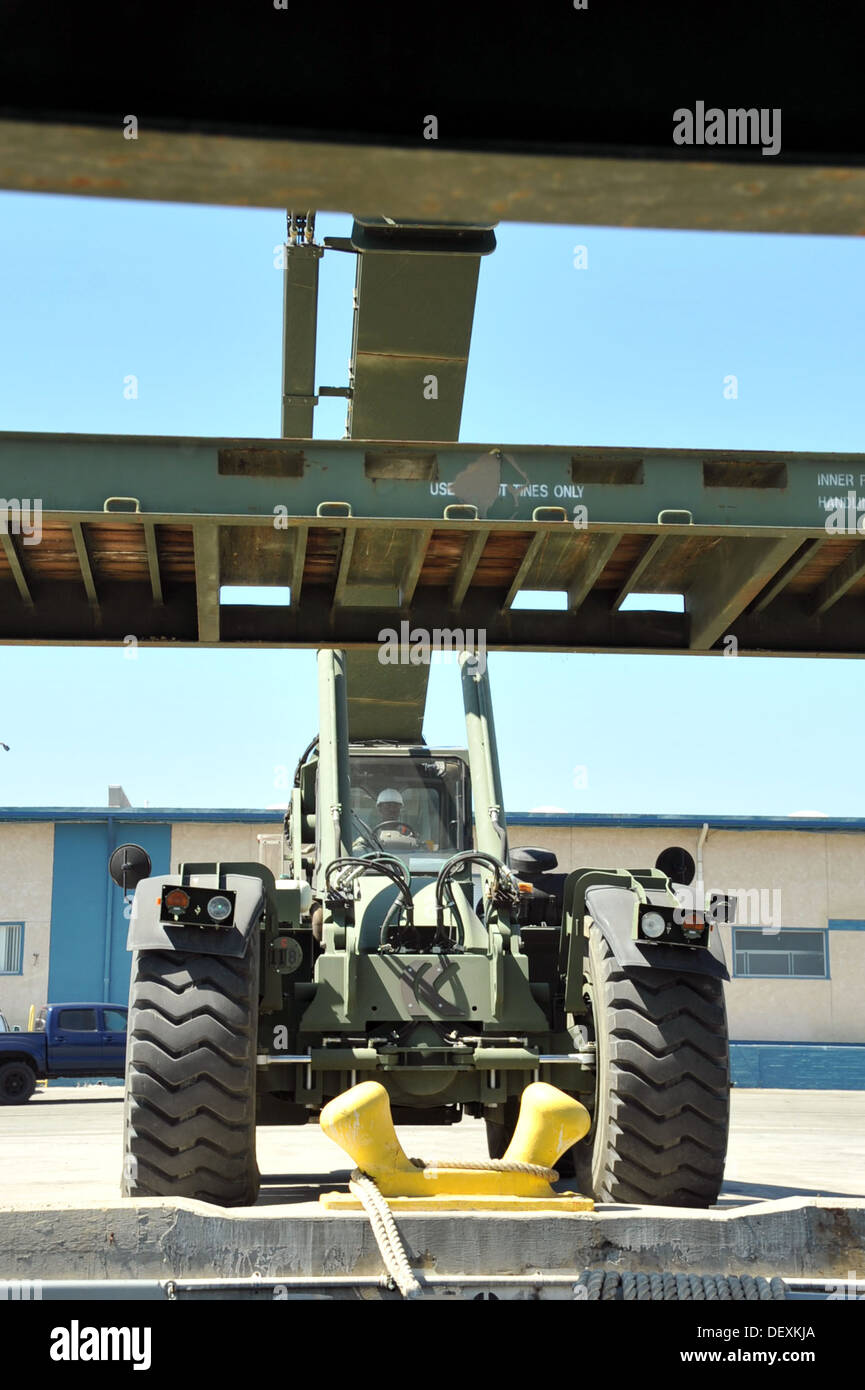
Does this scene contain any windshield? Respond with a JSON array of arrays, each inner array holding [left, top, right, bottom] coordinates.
[[348, 754, 469, 859]]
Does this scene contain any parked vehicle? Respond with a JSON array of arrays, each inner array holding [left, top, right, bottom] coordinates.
[[0, 1002, 127, 1104], [112, 649, 730, 1209], [0, 1009, 10, 1032]]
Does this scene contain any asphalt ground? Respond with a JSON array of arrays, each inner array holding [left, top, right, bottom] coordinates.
[[1, 1086, 863, 1210]]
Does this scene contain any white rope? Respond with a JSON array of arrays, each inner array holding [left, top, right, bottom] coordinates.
[[349, 1171, 422, 1299], [349, 1156, 559, 1299]]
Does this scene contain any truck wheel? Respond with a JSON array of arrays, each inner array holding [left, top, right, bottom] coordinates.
[[484, 1098, 520, 1159], [568, 922, 729, 1207], [122, 935, 260, 1206], [0, 1061, 36, 1104]]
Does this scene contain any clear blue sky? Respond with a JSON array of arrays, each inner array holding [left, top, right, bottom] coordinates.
[[1, 192, 863, 815]]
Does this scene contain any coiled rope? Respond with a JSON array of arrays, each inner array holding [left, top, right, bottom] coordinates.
[[575, 1270, 789, 1301]]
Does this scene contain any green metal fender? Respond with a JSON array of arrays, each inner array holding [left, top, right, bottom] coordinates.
[[126, 871, 266, 959], [583, 883, 730, 982]]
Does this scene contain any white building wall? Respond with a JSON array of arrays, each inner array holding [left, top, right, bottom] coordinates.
[[0, 823, 54, 1028]]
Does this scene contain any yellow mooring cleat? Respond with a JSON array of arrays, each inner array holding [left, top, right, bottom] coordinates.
[[319, 1080, 594, 1211]]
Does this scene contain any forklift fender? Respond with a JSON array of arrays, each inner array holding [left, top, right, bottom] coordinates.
[[584, 885, 730, 982], [126, 874, 265, 958]]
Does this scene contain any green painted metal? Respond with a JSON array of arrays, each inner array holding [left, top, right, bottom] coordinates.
[[281, 233, 322, 437], [460, 652, 508, 862], [3, 432, 862, 527], [347, 248, 487, 441], [345, 651, 428, 744], [315, 649, 353, 888]]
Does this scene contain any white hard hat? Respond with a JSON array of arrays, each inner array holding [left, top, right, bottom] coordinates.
[[377, 788, 404, 806]]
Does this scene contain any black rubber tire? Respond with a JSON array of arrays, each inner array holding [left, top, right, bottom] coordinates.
[[0, 1061, 36, 1104], [122, 935, 260, 1206], [484, 1098, 520, 1159], [569, 923, 730, 1207]]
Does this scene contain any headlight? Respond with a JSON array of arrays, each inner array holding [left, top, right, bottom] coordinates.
[[206, 894, 233, 923], [641, 910, 667, 939]]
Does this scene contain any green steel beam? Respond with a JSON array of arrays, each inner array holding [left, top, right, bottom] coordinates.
[[345, 651, 428, 744], [450, 527, 490, 609], [809, 543, 865, 617], [751, 538, 826, 615], [687, 535, 803, 650], [70, 519, 98, 611], [142, 519, 164, 606], [193, 524, 220, 643], [3, 432, 864, 529], [567, 533, 621, 614], [612, 534, 668, 612], [0, 532, 33, 606], [281, 239, 323, 438], [347, 249, 485, 441], [3, 433, 865, 658]]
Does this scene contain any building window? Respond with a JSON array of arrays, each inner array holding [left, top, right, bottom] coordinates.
[[0, 922, 24, 975], [733, 928, 828, 979]]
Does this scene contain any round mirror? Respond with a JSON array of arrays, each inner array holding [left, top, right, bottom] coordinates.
[[655, 845, 696, 886], [109, 843, 152, 892]]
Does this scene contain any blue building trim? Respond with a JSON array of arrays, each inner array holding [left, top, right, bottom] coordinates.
[[0, 808, 284, 824], [3, 807, 865, 833], [731, 1042, 865, 1090], [828, 919, 865, 931]]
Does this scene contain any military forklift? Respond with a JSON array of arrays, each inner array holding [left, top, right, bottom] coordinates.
[[111, 645, 731, 1210]]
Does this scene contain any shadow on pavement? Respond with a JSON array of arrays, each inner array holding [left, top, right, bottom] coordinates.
[[28, 1095, 124, 1106], [720, 1179, 865, 1202]]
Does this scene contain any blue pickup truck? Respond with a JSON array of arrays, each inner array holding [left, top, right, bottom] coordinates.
[[0, 1003, 127, 1104]]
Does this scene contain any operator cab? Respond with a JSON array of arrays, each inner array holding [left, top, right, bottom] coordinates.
[[347, 745, 472, 873]]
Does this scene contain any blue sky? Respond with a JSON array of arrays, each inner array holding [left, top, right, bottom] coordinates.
[[0, 192, 863, 814]]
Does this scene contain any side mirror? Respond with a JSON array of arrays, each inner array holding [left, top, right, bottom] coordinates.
[[655, 846, 696, 886], [509, 846, 559, 878], [109, 843, 152, 894]]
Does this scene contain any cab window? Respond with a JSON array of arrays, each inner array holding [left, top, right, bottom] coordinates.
[[57, 1009, 98, 1031]]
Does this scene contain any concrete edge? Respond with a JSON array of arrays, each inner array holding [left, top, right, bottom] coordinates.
[[1, 1196, 863, 1281]]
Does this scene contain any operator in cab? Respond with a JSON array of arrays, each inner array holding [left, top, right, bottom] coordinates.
[[353, 787, 423, 854], [371, 788, 420, 850]]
